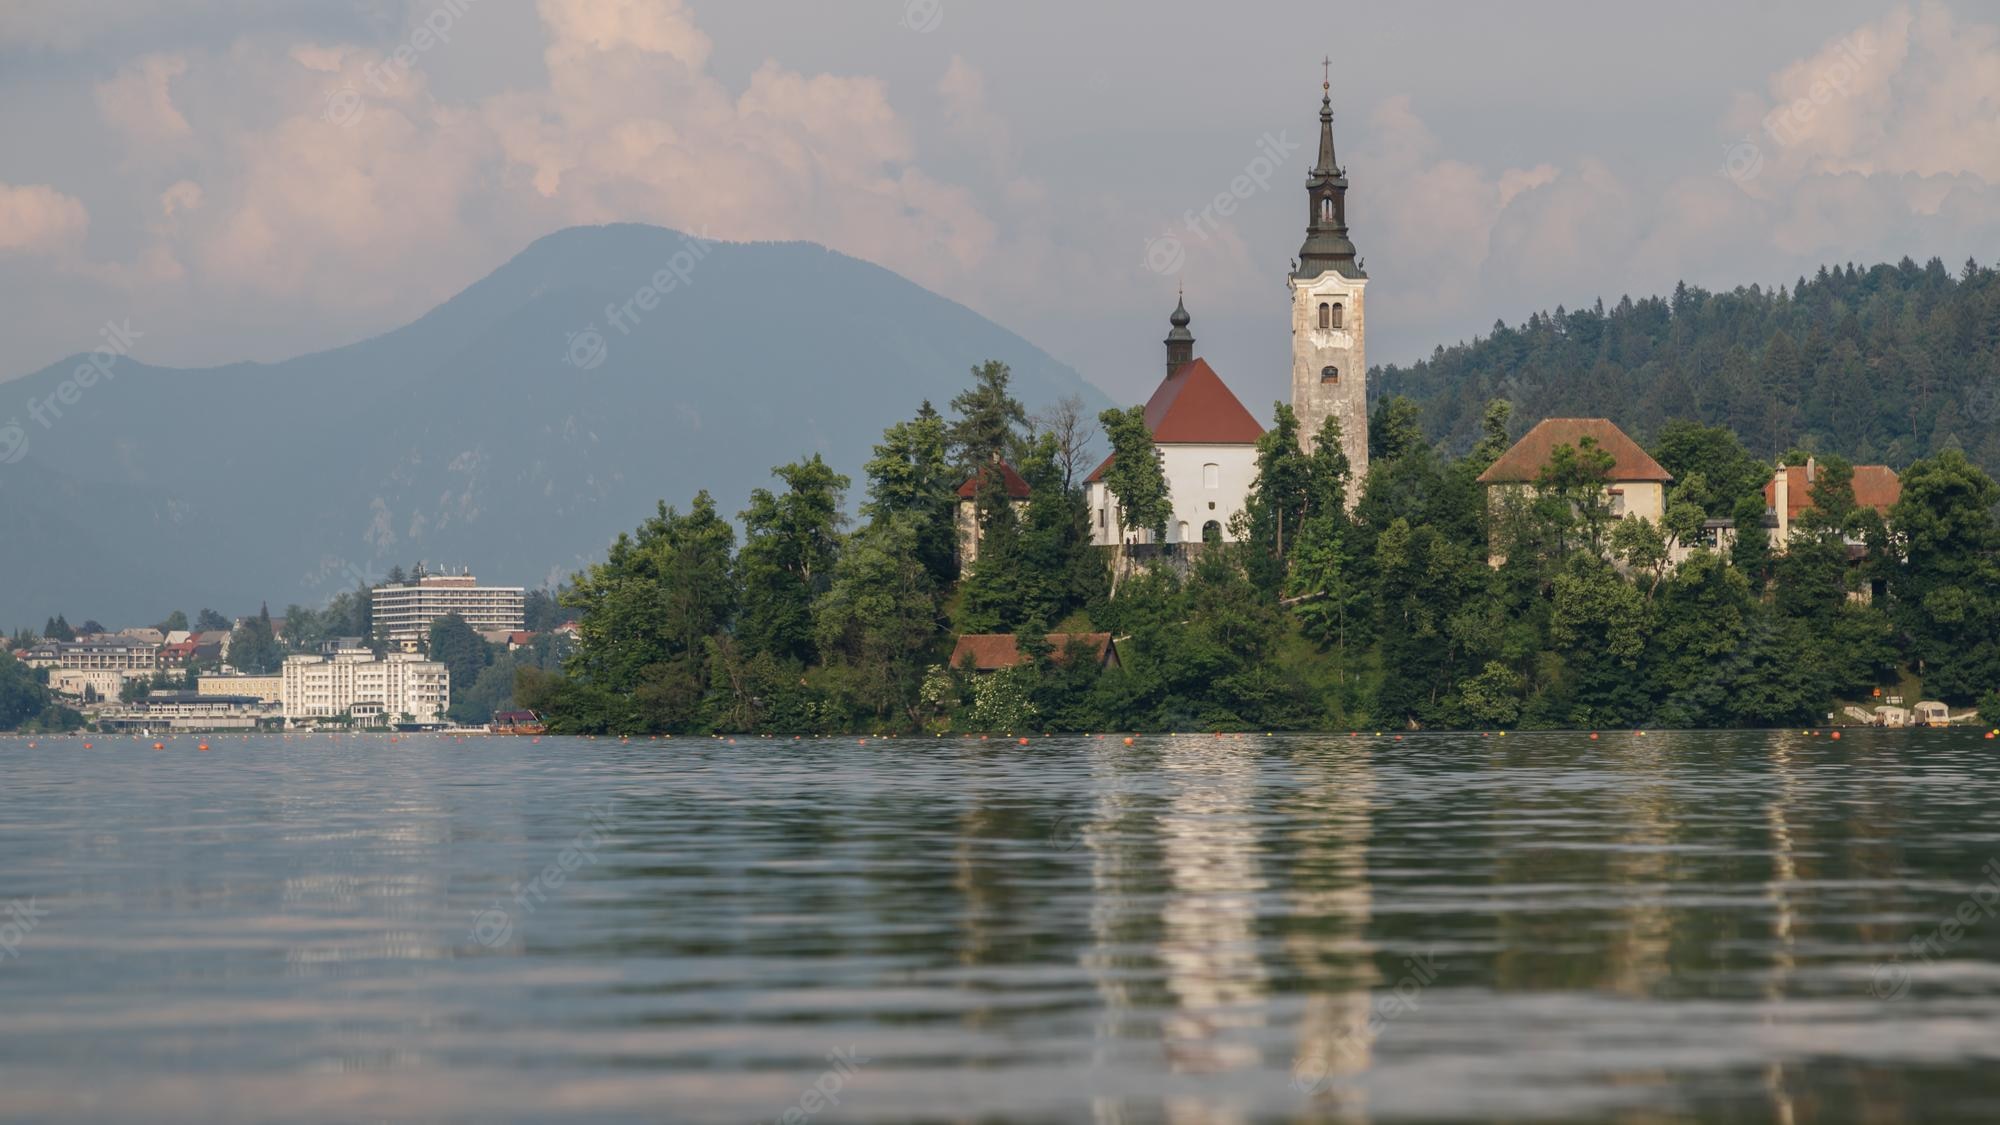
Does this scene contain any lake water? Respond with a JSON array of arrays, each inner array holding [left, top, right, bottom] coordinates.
[[3, 729, 2000, 1123]]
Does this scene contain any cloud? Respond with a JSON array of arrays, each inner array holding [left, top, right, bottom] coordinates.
[[0, 183, 89, 255], [94, 54, 192, 142]]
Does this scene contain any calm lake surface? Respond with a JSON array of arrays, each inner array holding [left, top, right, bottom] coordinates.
[[3, 730, 2000, 1123]]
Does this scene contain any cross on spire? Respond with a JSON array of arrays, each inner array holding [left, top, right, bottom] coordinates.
[[1322, 56, 1330, 92]]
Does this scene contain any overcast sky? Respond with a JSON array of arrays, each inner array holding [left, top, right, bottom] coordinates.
[[2, 0, 1995, 408]]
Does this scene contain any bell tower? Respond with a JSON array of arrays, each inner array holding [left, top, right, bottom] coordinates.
[[1290, 62, 1368, 497]]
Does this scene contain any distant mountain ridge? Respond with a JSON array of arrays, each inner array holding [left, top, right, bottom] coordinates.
[[1375, 257, 2000, 477], [0, 224, 1110, 628]]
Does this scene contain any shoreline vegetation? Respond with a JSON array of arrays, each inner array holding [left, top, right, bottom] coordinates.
[[508, 353, 2000, 738]]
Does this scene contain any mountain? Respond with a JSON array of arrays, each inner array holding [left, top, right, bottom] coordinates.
[[1376, 257, 2000, 477], [0, 224, 1110, 629]]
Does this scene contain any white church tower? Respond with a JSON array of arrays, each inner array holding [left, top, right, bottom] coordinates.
[[1289, 70, 1369, 493]]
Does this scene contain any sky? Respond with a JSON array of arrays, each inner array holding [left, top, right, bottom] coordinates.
[[2, 0, 1997, 409]]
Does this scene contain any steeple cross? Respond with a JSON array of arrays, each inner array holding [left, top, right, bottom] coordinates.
[[1322, 56, 1330, 92]]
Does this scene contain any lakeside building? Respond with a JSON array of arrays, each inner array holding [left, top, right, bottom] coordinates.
[[955, 460, 1034, 571], [1765, 456, 1901, 546], [949, 633, 1120, 673], [1475, 418, 1675, 567], [371, 573, 525, 652], [281, 647, 450, 725], [198, 674, 284, 705], [101, 693, 280, 732]]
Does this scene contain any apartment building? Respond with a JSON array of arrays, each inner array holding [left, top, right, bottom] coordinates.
[[371, 573, 525, 652], [281, 647, 450, 726]]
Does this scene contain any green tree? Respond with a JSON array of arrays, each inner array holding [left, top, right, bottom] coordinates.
[[863, 402, 959, 583], [156, 610, 189, 634], [1889, 449, 2000, 702], [737, 455, 850, 664], [947, 360, 1029, 469], [814, 514, 943, 724], [1098, 405, 1171, 592], [227, 604, 286, 674]]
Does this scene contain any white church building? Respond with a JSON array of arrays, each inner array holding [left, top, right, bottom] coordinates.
[[1086, 77, 1371, 548]]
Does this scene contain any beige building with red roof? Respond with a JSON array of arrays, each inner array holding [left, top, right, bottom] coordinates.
[[1085, 297, 1265, 548], [1764, 456, 1900, 545], [955, 459, 1033, 570], [1475, 418, 1675, 566]]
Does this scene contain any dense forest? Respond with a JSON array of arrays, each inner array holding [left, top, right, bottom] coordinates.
[[518, 347, 2000, 735], [1378, 257, 2000, 480]]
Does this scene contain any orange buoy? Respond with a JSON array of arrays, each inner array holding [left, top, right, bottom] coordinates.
[[1831, 731, 1842, 740], [152, 742, 163, 750], [1122, 737, 1134, 746], [198, 743, 209, 752], [1018, 737, 1029, 745], [1589, 732, 1599, 740], [82, 743, 92, 749]]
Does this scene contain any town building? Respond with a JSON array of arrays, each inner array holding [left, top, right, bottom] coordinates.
[[101, 693, 281, 732], [1475, 418, 1675, 566], [281, 647, 450, 726], [955, 460, 1033, 570], [198, 674, 284, 705], [948, 633, 1120, 673], [371, 572, 525, 652]]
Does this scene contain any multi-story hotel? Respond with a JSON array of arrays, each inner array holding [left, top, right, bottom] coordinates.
[[370, 573, 526, 652], [281, 647, 450, 725]]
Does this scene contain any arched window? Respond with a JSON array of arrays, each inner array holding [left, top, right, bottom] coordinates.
[[1320, 197, 1334, 223], [1202, 463, 1220, 489], [1318, 302, 1331, 330], [1321, 365, 1338, 384], [1202, 520, 1223, 545], [1330, 302, 1344, 329], [1176, 521, 1190, 543]]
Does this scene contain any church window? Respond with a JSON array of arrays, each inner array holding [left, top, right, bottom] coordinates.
[[1203, 463, 1220, 489], [1320, 196, 1334, 223], [1177, 521, 1190, 542], [1318, 303, 1331, 330], [1202, 520, 1223, 545], [1097, 508, 1106, 528], [1330, 302, 1344, 329], [1321, 365, 1338, 383]]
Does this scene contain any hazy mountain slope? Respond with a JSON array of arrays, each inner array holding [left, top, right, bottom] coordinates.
[[0, 225, 1110, 627]]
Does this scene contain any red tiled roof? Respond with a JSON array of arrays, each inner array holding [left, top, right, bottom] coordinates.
[[1763, 461, 1901, 522], [956, 460, 1032, 499], [1476, 418, 1673, 484], [1085, 357, 1263, 482], [949, 633, 1114, 671]]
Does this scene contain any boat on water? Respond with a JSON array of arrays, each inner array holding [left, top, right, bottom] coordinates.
[[489, 710, 548, 736]]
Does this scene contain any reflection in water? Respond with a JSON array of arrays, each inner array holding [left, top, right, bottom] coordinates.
[[0, 729, 1996, 1123], [1155, 738, 1268, 1124]]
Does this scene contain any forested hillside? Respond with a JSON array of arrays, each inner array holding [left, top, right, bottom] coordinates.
[[1377, 258, 2000, 477]]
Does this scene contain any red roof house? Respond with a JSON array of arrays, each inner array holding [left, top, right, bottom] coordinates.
[[949, 633, 1120, 672]]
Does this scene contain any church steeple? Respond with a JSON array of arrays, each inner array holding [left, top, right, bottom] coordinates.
[[1164, 289, 1195, 376], [1296, 62, 1363, 281]]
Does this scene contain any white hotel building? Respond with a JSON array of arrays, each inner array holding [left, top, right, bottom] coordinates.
[[281, 647, 450, 726], [371, 573, 525, 652]]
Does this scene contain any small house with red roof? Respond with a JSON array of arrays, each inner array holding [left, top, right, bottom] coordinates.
[[949, 632, 1119, 673], [1475, 418, 1675, 566], [1085, 297, 1265, 548], [955, 459, 1033, 570], [1764, 456, 1900, 546]]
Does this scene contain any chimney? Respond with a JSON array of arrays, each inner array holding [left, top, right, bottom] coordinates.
[[1773, 461, 1790, 543]]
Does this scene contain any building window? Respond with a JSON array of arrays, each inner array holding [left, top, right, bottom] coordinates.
[[1177, 521, 1190, 543], [1318, 302, 1331, 330], [1321, 365, 1338, 383], [1097, 508, 1105, 528], [1608, 490, 1626, 517], [1202, 520, 1223, 545], [1203, 463, 1220, 489], [1330, 302, 1344, 329], [1320, 197, 1333, 223]]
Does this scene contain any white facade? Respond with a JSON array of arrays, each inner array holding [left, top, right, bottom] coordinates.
[[282, 648, 450, 725], [371, 574, 525, 651], [1087, 443, 1261, 547]]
